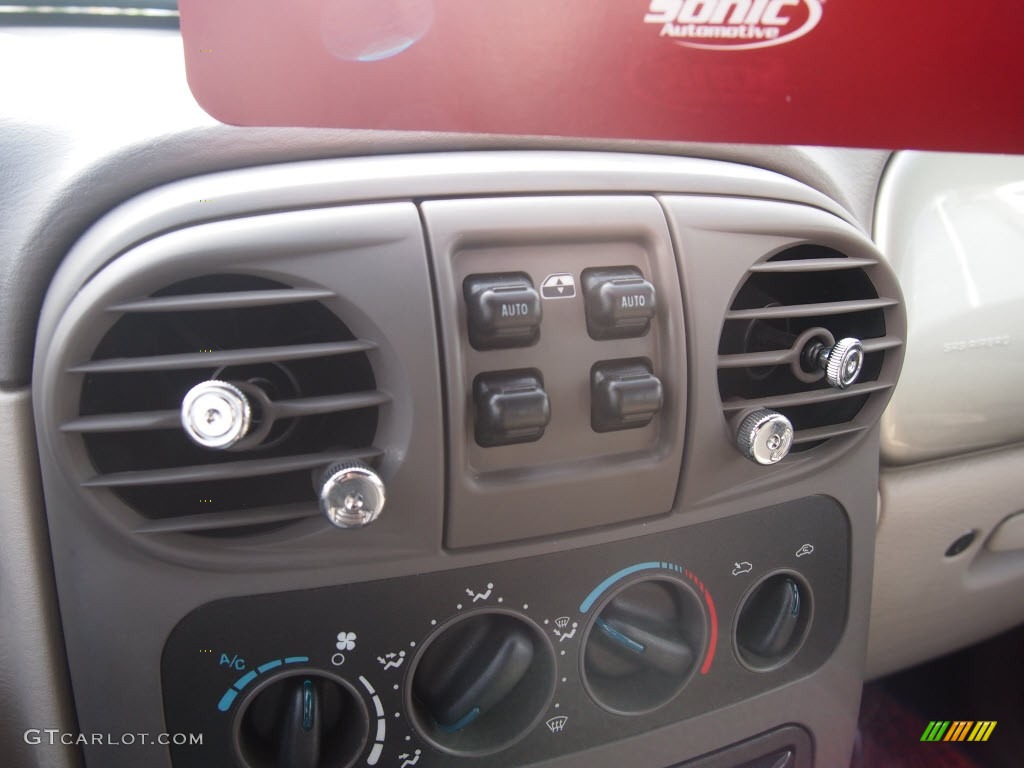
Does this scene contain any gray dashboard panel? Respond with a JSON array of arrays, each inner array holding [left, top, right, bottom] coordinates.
[[0, 21, 917, 768], [28, 151, 895, 768]]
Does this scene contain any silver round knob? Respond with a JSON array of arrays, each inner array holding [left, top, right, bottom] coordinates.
[[319, 462, 386, 529], [181, 380, 252, 449], [817, 337, 864, 389], [736, 409, 794, 465]]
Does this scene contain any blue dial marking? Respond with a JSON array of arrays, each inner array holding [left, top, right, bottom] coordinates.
[[233, 670, 258, 691], [596, 619, 645, 655], [217, 689, 238, 712], [439, 707, 481, 734], [580, 562, 662, 613], [219, 656, 312, 714], [302, 679, 315, 731]]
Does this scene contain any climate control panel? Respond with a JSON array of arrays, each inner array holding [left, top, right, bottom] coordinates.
[[161, 497, 848, 767]]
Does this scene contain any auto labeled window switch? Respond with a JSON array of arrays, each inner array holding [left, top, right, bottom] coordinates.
[[463, 273, 542, 350], [582, 267, 657, 340], [591, 359, 663, 432], [474, 370, 551, 447]]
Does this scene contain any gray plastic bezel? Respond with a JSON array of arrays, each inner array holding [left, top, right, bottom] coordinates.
[[424, 195, 686, 548], [34, 202, 445, 570]]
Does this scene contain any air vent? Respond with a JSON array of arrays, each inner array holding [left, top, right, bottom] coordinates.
[[62, 275, 386, 536], [717, 245, 904, 453]]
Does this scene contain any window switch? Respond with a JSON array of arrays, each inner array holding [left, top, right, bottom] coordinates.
[[582, 267, 656, 340], [591, 360, 663, 432], [474, 370, 551, 447], [464, 273, 542, 350]]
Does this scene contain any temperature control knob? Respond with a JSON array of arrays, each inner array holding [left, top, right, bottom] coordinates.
[[581, 577, 705, 714], [735, 409, 794, 465], [318, 462, 386, 529]]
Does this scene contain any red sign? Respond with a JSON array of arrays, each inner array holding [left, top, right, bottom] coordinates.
[[179, 0, 1024, 152]]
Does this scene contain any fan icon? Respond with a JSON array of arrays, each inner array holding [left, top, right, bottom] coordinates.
[[336, 632, 357, 651]]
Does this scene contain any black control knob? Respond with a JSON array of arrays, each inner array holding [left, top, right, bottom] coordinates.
[[408, 612, 556, 756], [735, 574, 811, 669], [235, 672, 368, 768], [581, 578, 705, 714]]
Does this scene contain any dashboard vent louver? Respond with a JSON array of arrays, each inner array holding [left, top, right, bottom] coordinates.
[[717, 245, 903, 453], [64, 275, 385, 536]]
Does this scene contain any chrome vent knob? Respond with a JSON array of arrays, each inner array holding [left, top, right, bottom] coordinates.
[[181, 380, 252, 449], [736, 409, 794, 465], [816, 337, 864, 389], [319, 462, 386, 529]]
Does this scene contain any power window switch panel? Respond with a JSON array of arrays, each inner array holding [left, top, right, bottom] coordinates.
[[591, 360, 663, 432], [474, 370, 551, 447], [582, 267, 657, 340], [463, 273, 542, 350]]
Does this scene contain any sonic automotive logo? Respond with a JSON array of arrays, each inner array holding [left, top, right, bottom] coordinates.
[[644, 0, 824, 51]]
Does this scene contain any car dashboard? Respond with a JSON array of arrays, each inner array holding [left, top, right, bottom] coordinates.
[[2, 20, 1023, 768]]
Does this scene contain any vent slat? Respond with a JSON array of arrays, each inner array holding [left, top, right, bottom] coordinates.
[[725, 298, 898, 322], [108, 288, 335, 313], [61, 410, 180, 433], [717, 349, 794, 369], [792, 423, 869, 445], [717, 336, 903, 370], [748, 257, 878, 273], [69, 339, 376, 374], [861, 336, 904, 353], [82, 448, 382, 488], [721, 380, 894, 413], [273, 391, 391, 419], [134, 504, 320, 534], [62, 391, 391, 434]]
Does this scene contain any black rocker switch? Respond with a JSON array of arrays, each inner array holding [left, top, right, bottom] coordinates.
[[474, 370, 551, 447], [591, 360, 663, 432], [582, 267, 657, 340], [463, 273, 542, 350]]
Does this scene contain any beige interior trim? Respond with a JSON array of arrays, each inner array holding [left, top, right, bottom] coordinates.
[[869, 442, 1024, 678]]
